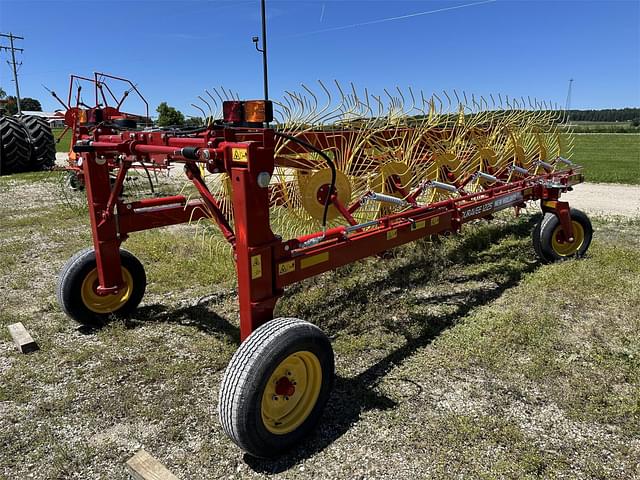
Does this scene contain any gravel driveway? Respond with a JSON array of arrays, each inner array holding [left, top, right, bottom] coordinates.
[[563, 182, 640, 217]]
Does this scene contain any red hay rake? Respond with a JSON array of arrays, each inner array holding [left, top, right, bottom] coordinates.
[[56, 86, 592, 458]]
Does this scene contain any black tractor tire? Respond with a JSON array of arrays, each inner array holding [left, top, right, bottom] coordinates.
[[20, 115, 56, 170], [56, 248, 146, 326], [218, 318, 334, 458], [0, 116, 32, 174]]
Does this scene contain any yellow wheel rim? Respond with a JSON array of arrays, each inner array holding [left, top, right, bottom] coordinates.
[[551, 221, 585, 256], [80, 267, 134, 314], [261, 351, 322, 435]]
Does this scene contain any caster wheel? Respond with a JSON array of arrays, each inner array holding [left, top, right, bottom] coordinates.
[[64, 170, 84, 191], [56, 248, 146, 325], [218, 318, 334, 458], [532, 208, 593, 263]]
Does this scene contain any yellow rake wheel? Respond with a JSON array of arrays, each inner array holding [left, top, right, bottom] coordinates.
[[301, 169, 352, 221], [218, 318, 334, 458], [370, 161, 414, 197]]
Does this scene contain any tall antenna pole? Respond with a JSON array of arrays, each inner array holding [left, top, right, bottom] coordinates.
[[0, 32, 24, 115], [260, 0, 269, 103], [252, 0, 270, 126]]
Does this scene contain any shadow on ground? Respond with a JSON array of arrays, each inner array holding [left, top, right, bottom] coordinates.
[[82, 214, 541, 473], [245, 215, 541, 473]]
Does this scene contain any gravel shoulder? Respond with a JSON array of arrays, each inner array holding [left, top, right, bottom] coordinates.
[[563, 182, 640, 217]]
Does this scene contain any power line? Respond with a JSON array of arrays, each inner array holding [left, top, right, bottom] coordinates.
[[0, 32, 24, 114]]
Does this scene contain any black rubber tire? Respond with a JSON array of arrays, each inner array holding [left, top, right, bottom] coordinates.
[[64, 170, 84, 191], [19, 115, 56, 170], [112, 118, 137, 129], [537, 208, 593, 262], [531, 214, 553, 263], [218, 318, 334, 458], [56, 248, 146, 325], [0, 116, 32, 174]]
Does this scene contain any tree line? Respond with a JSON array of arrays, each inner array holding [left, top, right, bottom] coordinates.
[[2, 88, 637, 126], [565, 108, 639, 123]]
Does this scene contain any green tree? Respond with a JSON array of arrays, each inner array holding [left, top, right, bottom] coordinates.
[[3, 96, 17, 114], [21, 97, 42, 111], [156, 102, 185, 127], [2, 96, 42, 114], [0, 87, 6, 99]]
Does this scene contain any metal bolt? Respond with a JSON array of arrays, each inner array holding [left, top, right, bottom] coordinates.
[[284, 245, 290, 252], [257, 171, 271, 188]]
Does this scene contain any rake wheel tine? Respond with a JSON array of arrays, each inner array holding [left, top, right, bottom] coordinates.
[[191, 103, 207, 119], [212, 87, 225, 105], [197, 95, 213, 117], [205, 89, 219, 111]]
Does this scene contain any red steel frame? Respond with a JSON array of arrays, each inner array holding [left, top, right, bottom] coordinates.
[[74, 125, 583, 341]]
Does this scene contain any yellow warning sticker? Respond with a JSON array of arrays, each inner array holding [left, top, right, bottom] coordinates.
[[232, 148, 248, 162], [251, 255, 262, 279], [278, 260, 295, 276], [524, 187, 533, 196], [300, 252, 329, 269], [387, 229, 398, 240], [411, 220, 426, 231], [430, 217, 439, 226]]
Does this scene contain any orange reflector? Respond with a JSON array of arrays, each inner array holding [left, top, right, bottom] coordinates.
[[244, 100, 273, 123]]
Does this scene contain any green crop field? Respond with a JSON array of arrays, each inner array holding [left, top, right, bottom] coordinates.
[[572, 134, 640, 184]]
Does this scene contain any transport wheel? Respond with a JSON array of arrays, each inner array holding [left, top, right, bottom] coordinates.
[[535, 208, 593, 262], [20, 115, 56, 170], [0, 116, 32, 174], [56, 248, 146, 325], [64, 170, 84, 191], [218, 318, 334, 458]]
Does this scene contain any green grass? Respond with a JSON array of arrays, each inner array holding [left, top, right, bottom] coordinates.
[[573, 134, 640, 184], [52, 127, 71, 153], [2, 171, 638, 478]]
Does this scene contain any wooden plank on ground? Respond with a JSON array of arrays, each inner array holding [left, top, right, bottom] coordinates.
[[7, 322, 39, 354], [125, 449, 179, 480]]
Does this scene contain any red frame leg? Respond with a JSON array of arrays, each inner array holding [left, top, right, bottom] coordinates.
[[83, 152, 124, 294]]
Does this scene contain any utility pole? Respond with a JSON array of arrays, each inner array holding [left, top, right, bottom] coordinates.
[[565, 78, 573, 124], [0, 32, 24, 115]]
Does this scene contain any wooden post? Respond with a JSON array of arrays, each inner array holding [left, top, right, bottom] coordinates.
[[125, 450, 179, 480], [7, 322, 38, 354]]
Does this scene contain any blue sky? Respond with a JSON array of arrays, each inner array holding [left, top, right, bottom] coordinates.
[[0, 0, 638, 117]]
